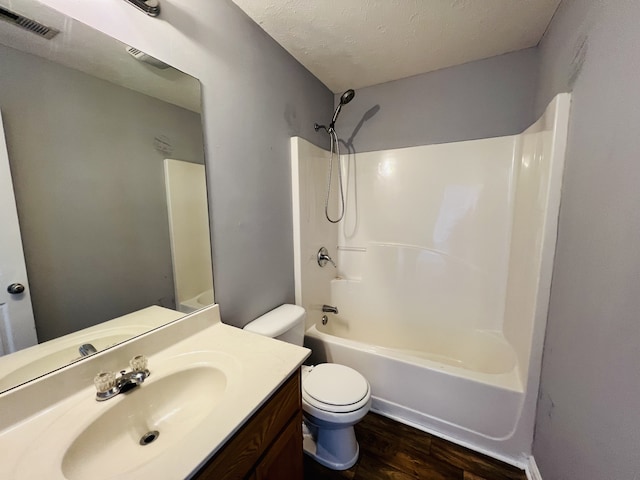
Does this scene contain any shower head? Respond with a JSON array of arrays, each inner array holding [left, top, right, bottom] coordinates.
[[340, 89, 355, 105], [330, 88, 356, 128]]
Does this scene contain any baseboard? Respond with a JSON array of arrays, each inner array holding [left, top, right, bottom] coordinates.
[[525, 456, 543, 480]]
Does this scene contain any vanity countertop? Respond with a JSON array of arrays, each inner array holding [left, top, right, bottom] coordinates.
[[0, 305, 310, 479]]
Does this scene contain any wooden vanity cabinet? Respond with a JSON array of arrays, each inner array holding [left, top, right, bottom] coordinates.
[[193, 371, 303, 480]]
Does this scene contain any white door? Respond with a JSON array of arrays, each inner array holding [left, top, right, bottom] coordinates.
[[0, 110, 37, 355]]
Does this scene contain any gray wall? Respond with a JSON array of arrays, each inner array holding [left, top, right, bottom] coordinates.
[[0, 44, 204, 341], [533, 1, 640, 479], [202, 2, 333, 328], [332, 48, 539, 153]]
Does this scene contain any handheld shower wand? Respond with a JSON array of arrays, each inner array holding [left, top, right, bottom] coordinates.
[[313, 89, 356, 223], [330, 89, 355, 128]]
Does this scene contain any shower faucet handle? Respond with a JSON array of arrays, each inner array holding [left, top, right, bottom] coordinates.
[[317, 247, 337, 268]]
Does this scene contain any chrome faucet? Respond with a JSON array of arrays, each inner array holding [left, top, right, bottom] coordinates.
[[79, 343, 97, 357], [322, 304, 339, 314], [317, 247, 337, 268], [94, 355, 150, 401]]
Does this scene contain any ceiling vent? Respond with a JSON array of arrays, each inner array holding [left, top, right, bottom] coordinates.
[[0, 7, 59, 40]]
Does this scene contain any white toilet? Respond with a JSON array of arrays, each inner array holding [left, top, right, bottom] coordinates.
[[243, 304, 371, 470]]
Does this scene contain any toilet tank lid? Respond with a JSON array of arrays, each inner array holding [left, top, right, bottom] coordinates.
[[243, 304, 306, 338]]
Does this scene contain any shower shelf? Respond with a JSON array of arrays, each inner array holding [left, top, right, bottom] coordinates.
[[336, 246, 367, 252]]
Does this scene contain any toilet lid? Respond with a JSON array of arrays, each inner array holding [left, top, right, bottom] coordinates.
[[302, 364, 369, 408]]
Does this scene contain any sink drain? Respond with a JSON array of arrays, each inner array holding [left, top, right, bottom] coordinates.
[[139, 430, 160, 446]]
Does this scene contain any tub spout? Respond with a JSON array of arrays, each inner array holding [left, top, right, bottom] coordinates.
[[322, 305, 339, 314]]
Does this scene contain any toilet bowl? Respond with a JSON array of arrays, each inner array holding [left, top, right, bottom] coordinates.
[[243, 304, 371, 470], [301, 364, 371, 469]]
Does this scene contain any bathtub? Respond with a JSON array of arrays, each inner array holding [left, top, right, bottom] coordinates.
[[292, 94, 570, 466], [304, 321, 525, 449], [178, 289, 214, 313]]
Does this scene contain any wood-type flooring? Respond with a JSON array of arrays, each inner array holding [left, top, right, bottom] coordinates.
[[303, 413, 528, 480]]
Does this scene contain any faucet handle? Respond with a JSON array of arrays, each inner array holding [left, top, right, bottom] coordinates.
[[94, 371, 116, 391], [94, 371, 118, 401], [317, 247, 337, 268], [130, 354, 148, 373]]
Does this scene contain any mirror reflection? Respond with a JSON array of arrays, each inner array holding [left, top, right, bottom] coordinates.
[[0, 0, 212, 392]]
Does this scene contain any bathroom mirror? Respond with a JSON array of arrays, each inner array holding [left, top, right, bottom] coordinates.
[[0, 0, 212, 392]]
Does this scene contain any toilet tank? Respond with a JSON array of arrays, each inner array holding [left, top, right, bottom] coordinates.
[[243, 304, 306, 346]]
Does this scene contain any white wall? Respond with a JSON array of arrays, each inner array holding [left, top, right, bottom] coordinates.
[[163, 160, 213, 307]]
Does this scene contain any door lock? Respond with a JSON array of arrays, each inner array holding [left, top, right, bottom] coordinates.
[[7, 283, 25, 295]]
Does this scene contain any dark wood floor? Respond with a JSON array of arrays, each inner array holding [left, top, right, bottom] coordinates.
[[303, 413, 527, 480]]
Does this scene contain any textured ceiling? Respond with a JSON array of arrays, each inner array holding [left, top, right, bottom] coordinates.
[[231, 0, 561, 93]]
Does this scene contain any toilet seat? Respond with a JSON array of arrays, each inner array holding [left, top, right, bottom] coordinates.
[[302, 363, 370, 413]]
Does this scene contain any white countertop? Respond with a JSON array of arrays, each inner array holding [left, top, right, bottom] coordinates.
[[0, 305, 310, 479]]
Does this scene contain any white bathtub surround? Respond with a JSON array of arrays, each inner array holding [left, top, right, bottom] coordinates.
[[292, 93, 571, 464], [291, 139, 339, 328], [178, 288, 215, 314], [526, 456, 543, 480], [163, 159, 214, 313]]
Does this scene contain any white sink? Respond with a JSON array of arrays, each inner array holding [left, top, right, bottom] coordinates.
[[62, 362, 228, 479]]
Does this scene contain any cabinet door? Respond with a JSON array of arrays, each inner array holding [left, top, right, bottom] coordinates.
[[193, 373, 301, 480], [255, 413, 303, 480]]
